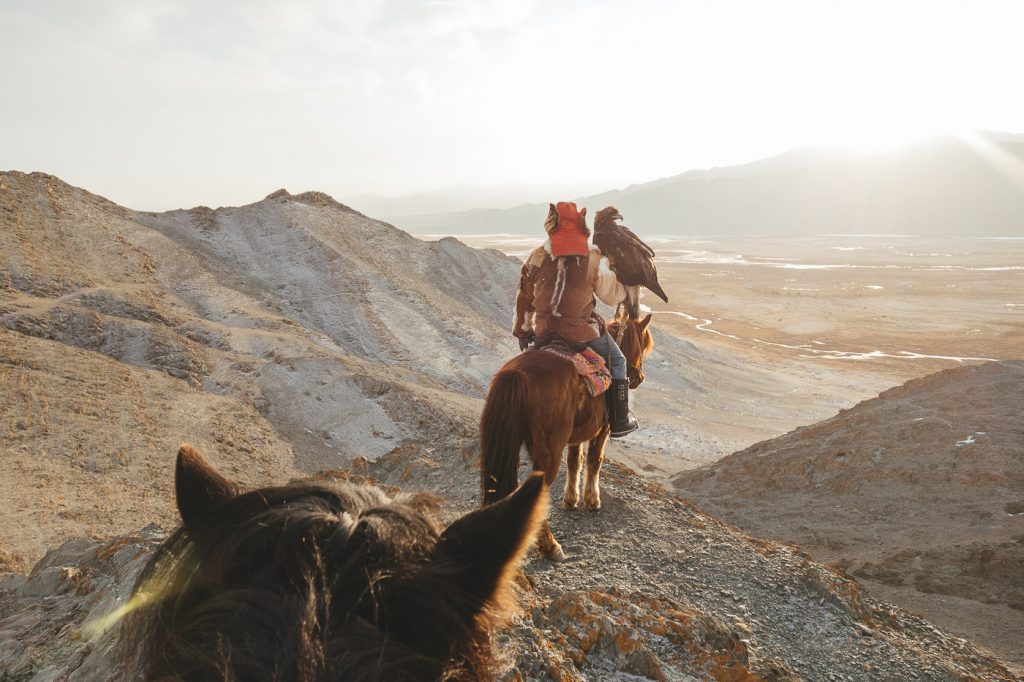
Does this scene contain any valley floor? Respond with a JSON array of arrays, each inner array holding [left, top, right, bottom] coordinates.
[[464, 233, 1024, 673], [465, 233, 1022, 478]]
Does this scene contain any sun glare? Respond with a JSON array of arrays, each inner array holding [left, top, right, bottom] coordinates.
[[817, 127, 1024, 193], [959, 129, 1024, 192], [821, 126, 967, 154]]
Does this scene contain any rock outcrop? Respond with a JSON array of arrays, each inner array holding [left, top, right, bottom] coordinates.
[[3, 171, 1021, 679], [0, 170, 519, 566], [675, 360, 1024, 669], [2, 459, 1018, 681]]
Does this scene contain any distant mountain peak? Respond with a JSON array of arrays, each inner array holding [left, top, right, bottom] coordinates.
[[261, 187, 361, 215], [264, 188, 291, 200]]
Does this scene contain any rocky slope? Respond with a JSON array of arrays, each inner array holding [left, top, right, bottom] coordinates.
[[0, 170, 518, 567], [2, 171, 1021, 679], [674, 360, 1024, 670], [1, 170, 900, 568], [2, 452, 1019, 681]]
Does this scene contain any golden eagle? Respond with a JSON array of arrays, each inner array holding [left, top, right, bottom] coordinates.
[[593, 206, 668, 319]]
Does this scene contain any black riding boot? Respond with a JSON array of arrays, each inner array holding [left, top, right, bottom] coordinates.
[[608, 379, 638, 437]]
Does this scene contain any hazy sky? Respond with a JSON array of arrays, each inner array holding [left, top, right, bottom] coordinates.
[[2, 0, 1023, 210]]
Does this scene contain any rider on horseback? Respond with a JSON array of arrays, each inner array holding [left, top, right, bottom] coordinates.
[[512, 201, 639, 437]]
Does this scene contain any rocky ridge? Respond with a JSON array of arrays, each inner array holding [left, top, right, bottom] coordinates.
[[675, 360, 1024, 670], [2, 171, 1021, 679], [0, 170, 518, 565]]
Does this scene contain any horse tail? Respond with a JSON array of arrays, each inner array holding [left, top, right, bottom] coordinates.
[[479, 369, 528, 506]]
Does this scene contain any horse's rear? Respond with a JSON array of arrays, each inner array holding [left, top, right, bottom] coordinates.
[[480, 349, 605, 559], [480, 316, 654, 561]]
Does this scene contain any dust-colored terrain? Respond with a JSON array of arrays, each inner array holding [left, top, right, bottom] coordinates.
[[463, 233, 1023, 479], [0, 171, 516, 569], [3, 451, 1019, 681], [2, 172, 1022, 679], [644, 235, 1022, 370], [464, 232, 1024, 674], [675, 361, 1024, 670]]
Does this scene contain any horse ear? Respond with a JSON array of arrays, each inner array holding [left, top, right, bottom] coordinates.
[[639, 313, 653, 332], [579, 207, 587, 219], [175, 444, 240, 528], [434, 473, 547, 609]]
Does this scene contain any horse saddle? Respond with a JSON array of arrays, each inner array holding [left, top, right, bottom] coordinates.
[[540, 343, 613, 397]]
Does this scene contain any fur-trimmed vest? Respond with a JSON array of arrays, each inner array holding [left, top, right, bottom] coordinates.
[[513, 243, 625, 344]]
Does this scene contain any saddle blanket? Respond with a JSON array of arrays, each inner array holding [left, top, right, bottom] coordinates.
[[542, 346, 613, 397]]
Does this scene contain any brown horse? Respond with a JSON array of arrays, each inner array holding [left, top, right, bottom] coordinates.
[[120, 445, 547, 681], [480, 315, 653, 560]]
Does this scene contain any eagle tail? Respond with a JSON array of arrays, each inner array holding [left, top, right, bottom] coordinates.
[[647, 279, 669, 304], [639, 259, 669, 303]]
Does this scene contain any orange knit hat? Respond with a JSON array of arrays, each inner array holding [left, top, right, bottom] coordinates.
[[545, 202, 589, 257]]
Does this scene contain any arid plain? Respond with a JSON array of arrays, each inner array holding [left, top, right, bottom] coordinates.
[[3, 172, 1021, 679], [461, 232, 1024, 670], [467, 233, 1022, 361], [453, 233, 1024, 484]]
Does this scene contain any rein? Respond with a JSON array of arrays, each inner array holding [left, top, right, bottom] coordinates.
[[612, 319, 626, 346], [610, 319, 645, 388]]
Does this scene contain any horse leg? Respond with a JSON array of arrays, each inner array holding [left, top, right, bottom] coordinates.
[[562, 444, 582, 510], [584, 427, 610, 510], [529, 439, 566, 561]]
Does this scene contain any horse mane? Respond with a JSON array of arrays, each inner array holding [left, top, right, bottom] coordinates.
[[121, 450, 546, 682]]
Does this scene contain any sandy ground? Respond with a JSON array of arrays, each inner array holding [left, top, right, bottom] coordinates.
[[464, 233, 1023, 484], [460, 232, 1024, 672], [3, 174, 1021, 678]]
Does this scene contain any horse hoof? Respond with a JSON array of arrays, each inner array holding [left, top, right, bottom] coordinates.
[[584, 499, 602, 511], [562, 498, 579, 510], [547, 547, 566, 562]]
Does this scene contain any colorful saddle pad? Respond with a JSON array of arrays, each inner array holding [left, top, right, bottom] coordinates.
[[541, 346, 613, 397]]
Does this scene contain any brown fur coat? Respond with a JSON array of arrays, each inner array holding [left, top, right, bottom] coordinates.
[[513, 242, 625, 344]]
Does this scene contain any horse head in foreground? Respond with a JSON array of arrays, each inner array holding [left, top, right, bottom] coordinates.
[[121, 445, 547, 681], [480, 314, 654, 561]]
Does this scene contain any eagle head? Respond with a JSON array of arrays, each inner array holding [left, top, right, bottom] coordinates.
[[595, 205, 623, 229]]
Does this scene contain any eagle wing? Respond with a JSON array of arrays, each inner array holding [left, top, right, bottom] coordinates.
[[593, 218, 668, 316], [612, 223, 656, 258]]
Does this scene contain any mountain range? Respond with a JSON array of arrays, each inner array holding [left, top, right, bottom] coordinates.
[[0, 170, 521, 565], [345, 181, 619, 219], [1, 171, 1021, 679], [376, 131, 1024, 236]]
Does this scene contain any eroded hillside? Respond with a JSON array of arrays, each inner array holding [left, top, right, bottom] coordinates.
[[675, 361, 1024, 668], [2, 171, 1020, 680], [0, 171, 519, 566]]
